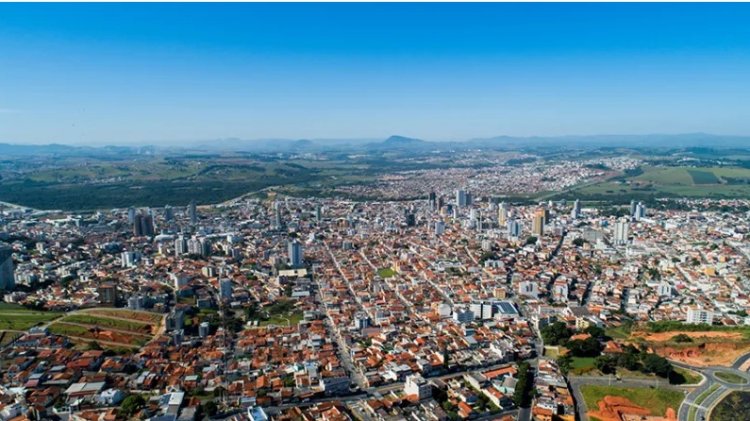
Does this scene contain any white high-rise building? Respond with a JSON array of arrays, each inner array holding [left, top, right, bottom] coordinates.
[[634, 202, 646, 221], [614, 220, 629, 246], [404, 374, 432, 400], [121, 251, 141, 268], [686, 308, 714, 325], [175, 235, 189, 256]]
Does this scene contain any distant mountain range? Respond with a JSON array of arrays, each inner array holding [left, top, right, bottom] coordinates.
[[2, 133, 750, 155]]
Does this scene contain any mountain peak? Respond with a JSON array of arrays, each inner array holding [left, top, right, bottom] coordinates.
[[383, 135, 425, 145]]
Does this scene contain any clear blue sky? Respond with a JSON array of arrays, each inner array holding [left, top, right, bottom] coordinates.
[[1, 3, 750, 145]]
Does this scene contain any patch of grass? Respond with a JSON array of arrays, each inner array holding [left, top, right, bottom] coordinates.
[[259, 311, 304, 327], [63, 314, 152, 333], [580, 385, 684, 416], [715, 371, 747, 384], [570, 357, 597, 375], [670, 367, 703, 385], [606, 323, 633, 340], [0, 306, 61, 331], [377, 267, 396, 278], [694, 384, 720, 406]]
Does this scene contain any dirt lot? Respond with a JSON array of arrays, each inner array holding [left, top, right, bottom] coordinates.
[[633, 331, 744, 342], [629, 330, 750, 367], [589, 396, 676, 421]]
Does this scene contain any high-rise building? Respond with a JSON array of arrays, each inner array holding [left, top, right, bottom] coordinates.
[[686, 308, 714, 325], [187, 236, 211, 256], [127, 207, 136, 225], [0, 243, 15, 291], [164, 205, 174, 222], [456, 189, 468, 208], [614, 220, 629, 246], [571, 199, 581, 219], [635, 202, 646, 221], [507, 219, 521, 238], [435, 221, 446, 236], [133, 213, 154, 237], [219, 278, 233, 300], [498, 202, 509, 226], [315, 204, 322, 222], [405, 213, 416, 227], [274, 201, 283, 229], [199, 321, 210, 338], [188, 200, 198, 225], [288, 240, 303, 268], [98, 282, 117, 306], [428, 191, 437, 211], [121, 251, 141, 268], [532, 208, 545, 236], [629, 200, 637, 217], [175, 235, 188, 256]]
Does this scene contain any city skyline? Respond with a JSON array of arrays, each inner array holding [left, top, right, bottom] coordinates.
[[2, 3, 750, 144]]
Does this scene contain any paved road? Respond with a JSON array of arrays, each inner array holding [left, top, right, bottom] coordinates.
[[676, 361, 750, 421]]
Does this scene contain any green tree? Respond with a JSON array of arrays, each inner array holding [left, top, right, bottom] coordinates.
[[595, 355, 617, 374], [567, 337, 603, 358], [541, 322, 573, 346], [203, 401, 218, 417], [641, 353, 672, 377], [513, 362, 533, 408], [121, 394, 146, 417], [557, 354, 573, 375], [671, 333, 693, 343]]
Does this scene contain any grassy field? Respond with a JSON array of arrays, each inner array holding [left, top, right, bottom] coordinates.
[[0, 331, 21, 346], [48, 322, 150, 347], [671, 367, 703, 385], [565, 165, 750, 200], [46, 309, 161, 348], [570, 357, 597, 375], [377, 267, 397, 278], [63, 314, 153, 334], [84, 308, 163, 324], [0, 303, 61, 331], [258, 311, 304, 327], [715, 371, 747, 384], [580, 385, 684, 416]]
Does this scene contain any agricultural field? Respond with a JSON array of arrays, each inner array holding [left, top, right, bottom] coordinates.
[[0, 303, 61, 331], [580, 385, 683, 421], [47, 309, 162, 348], [566, 165, 750, 201]]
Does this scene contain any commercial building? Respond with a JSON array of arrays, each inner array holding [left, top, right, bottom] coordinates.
[[0, 243, 14, 291]]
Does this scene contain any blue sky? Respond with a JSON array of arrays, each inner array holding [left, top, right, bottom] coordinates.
[[1, 3, 750, 145]]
